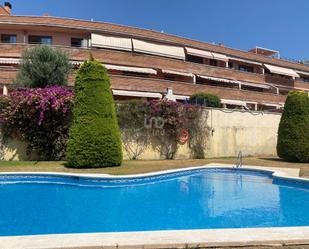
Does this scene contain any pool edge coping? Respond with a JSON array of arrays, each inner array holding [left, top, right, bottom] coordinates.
[[0, 163, 306, 182], [0, 164, 309, 249]]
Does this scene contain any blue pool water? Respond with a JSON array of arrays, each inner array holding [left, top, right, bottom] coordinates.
[[0, 168, 309, 236]]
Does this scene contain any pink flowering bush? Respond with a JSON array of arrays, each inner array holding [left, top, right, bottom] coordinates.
[[145, 100, 208, 159], [0, 86, 74, 160], [117, 99, 210, 159]]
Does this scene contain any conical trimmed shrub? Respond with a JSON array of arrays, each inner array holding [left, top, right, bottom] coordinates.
[[66, 59, 122, 168], [277, 90, 309, 162]]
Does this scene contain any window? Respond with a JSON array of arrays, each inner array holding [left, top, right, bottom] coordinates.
[[228, 62, 233, 69], [300, 76, 309, 82], [186, 54, 203, 64], [28, 36, 52, 45], [121, 71, 149, 78], [239, 65, 253, 73], [164, 74, 177, 81], [71, 38, 83, 47], [1, 34, 16, 43], [241, 85, 264, 92], [209, 59, 217, 66]]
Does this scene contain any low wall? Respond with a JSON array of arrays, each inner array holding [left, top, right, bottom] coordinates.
[[136, 109, 281, 160], [1, 109, 281, 161], [205, 109, 281, 158]]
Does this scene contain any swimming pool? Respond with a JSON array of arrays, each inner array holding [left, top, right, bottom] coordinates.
[[0, 168, 308, 236]]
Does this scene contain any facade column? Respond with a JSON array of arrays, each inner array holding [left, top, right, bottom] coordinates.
[[225, 61, 229, 68], [3, 85, 8, 95], [23, 30, 27, 43]]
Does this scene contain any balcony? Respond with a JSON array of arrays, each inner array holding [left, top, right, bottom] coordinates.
[[0, 43, 308, 94], [264, 74, 294, 87], [109, 75, 286, 105]]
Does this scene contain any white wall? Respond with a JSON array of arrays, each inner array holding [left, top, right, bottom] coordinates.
[[205, 109, 281, 158]]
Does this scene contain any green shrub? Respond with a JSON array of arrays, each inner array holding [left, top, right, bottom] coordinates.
[[16, 45, 71, 88], [277, 91, 309, 162], [189, 93, 221, 107], [66, 59, 122, 168], [116, 100, 150, 160], [0, 95, 9, 111]]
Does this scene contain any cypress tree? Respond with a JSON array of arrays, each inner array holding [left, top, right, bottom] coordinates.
[[277, 90, 309, 162], [66, 59, 122, 167]]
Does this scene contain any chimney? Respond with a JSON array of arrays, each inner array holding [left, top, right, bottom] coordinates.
[[4, 2, 11, 15]]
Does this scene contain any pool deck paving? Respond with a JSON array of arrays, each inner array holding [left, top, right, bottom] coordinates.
[[1, 227, 309, 249], [0, 164, 308, 249]]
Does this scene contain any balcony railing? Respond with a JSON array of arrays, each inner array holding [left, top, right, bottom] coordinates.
[[264, 74, 294, 87]]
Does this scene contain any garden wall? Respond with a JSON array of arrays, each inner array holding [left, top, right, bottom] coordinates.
[[1, 109, 281, 161], [128, 108, 281, 160]]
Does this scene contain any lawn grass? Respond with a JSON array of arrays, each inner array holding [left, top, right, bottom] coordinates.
[[0, 157, 309, 177]]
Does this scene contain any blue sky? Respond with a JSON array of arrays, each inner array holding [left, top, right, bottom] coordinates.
[[8, 0, 309, 60]]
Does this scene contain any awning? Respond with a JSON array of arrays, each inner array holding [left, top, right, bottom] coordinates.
[[112, 90, 162, 98], [221, 99, 247, 106], [185, 47, 228, 61], [275, 85, 309, 92], [104, 64, 157, 75], [260, 103, 283, 108], [161, 69, 194, 77], [296, 70, 309, 76], [0, 58, 20, 64], [91, 34, 132, 51], [212, 52, 228, 62], [264, 64, 299, 78], [185, 47, 213, 59], [197, 75, 240, 84], [228, 57, 262, 66], [240, 82, 271, 89], [133, 39, 185, 60]]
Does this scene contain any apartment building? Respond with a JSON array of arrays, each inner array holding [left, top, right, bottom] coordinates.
[[0, 2, 309, 111]]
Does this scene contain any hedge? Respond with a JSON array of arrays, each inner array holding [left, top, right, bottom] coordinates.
[[66, 59, 122, 168], [189, 93, 221, 107], [277, 90, 309, 162]]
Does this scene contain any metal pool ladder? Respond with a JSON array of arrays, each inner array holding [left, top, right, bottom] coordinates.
[[235, 151, 243, 168]]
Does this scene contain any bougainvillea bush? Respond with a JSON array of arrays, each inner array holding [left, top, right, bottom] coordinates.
[[116, 100, 150, 160], [147, 100, 210, 159], [0, 89, 210, 161], [0, 86, 74, 160], [118, 99, 210, 159]]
